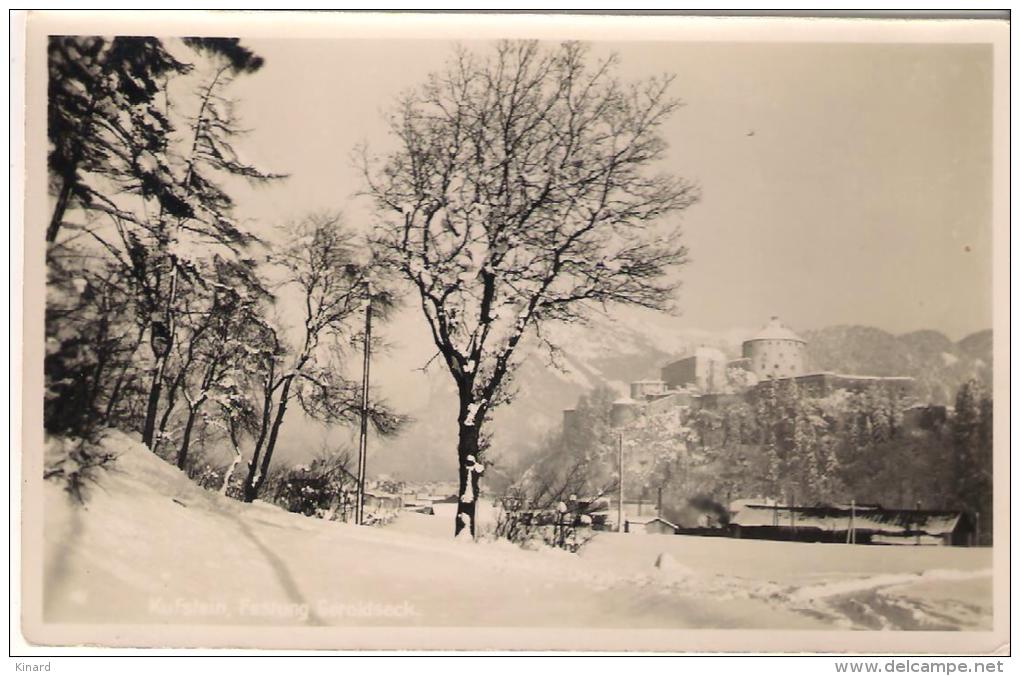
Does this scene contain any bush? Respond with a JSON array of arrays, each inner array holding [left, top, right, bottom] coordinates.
[[493, 492, 596, 553], [271, 451, 355, 521]]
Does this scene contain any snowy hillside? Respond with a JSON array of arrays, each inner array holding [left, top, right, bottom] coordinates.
[[42, 432, 992, 634], [372, 311, 993, 481]]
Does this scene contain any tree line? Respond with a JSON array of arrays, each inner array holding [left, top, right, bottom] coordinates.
[[511, 379, 993, 544]]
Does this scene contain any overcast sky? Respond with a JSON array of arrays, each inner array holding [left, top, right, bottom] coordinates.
[[227, 39, 993, 347]]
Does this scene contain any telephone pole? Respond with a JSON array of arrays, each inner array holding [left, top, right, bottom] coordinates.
[[355, 281, 373, 525], [617, 431, 624, 532], [846, 498, 856, 545]]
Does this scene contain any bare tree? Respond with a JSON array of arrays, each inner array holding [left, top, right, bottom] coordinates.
[[239, 213, 404, 502], [361, 41, 697, 537]]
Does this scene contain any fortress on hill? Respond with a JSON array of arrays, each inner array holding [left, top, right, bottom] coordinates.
[[564, 316, 916, 429]]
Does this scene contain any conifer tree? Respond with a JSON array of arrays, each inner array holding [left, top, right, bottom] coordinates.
[[47, 36, 191, 244]]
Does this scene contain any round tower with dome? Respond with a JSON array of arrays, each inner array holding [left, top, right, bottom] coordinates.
[[742, 316, 807, 380]]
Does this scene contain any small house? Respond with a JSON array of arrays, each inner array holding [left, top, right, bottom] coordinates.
[[363, 491, 403, 514], [624, 516, 679, 535]]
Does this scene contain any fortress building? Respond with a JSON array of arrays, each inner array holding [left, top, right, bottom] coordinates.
[[741, 316, 807, 380], [569, 316, 919, 430]]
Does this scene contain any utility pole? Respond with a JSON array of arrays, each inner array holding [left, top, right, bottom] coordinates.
[[915, 500, 922, 546], [790, 489, 796, 536], [617, 431, 624, 533], [846, 498, 856, 545], [355, 281, 373, 526]]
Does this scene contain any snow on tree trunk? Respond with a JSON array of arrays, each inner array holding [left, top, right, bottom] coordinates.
[[455, 422, 483, 538], [221, 448, 242, 496]]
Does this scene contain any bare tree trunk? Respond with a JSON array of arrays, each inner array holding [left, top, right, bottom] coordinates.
[[255, 377, 293, 495], [141, 354, 167, 448], [241, 381, 275, 502], [176, 353, 220, 470], [455, 422, 482, 538], [221, 446, 243, 496], [101, 325, 147, 426], [175, 405, 199, 470], [103, 367, 128, 424], [241, 449, 262, 502], [47, 175, 76, 243], [242, 376, 293, 502], [212, 407, 245, 495], [84, 346, 109, 428], [142, 265, 181, 448], [156, 369, 188, 442]]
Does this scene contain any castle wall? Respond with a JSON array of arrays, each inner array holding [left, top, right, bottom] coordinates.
[[749, 373, 916, 400]]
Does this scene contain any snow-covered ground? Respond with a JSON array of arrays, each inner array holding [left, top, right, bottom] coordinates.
[[42, 432, 992, 631]]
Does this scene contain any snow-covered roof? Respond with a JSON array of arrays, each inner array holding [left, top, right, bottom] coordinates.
[[731, 504, 964, 536], [759, 372, 914, 384], [828, 374, 914, 382], [744, 316, 806, 344], [729, 497, 777, 513], [627, 516, 678, 528]]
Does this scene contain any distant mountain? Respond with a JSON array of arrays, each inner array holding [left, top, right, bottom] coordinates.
[[804, 326, 993, 405], [372, 312, 993, 481], [958, 329, 994, 364]]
